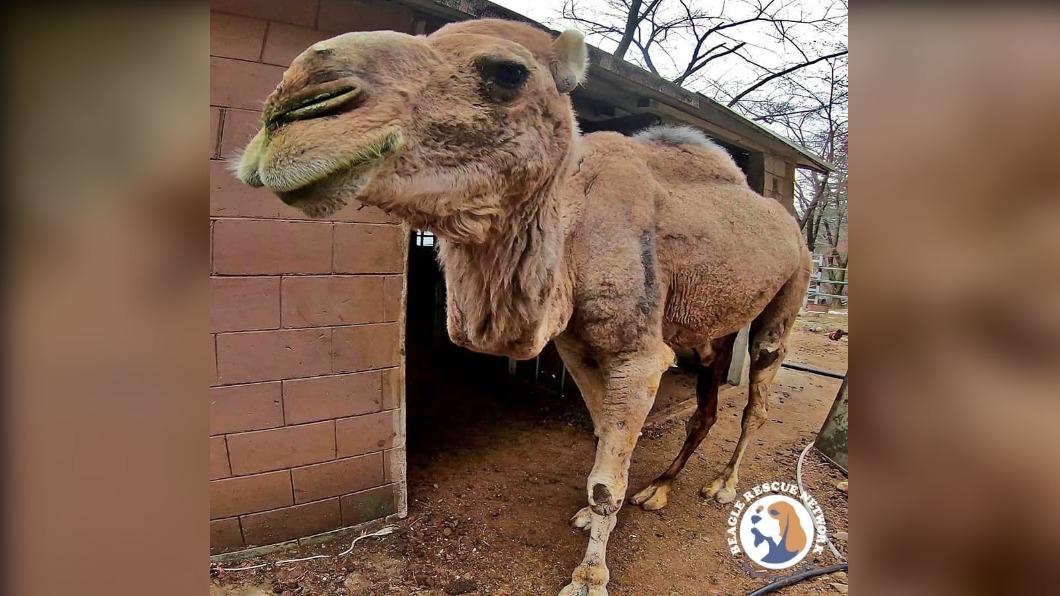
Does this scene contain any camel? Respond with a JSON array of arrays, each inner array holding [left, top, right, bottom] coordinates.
[[234, 19, 810, 595]]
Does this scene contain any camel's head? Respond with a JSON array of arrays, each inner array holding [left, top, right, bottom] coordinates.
[[235, 19, 588, 243]]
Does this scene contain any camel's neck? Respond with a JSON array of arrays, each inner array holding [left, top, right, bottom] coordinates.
[[436, 187, 573, 359]]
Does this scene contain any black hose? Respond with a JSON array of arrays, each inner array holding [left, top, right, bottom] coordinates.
[[747, 563, 849, 595], [780, 361, 846, 380]]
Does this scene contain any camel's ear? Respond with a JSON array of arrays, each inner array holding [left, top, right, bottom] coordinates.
[[551, 29, 588, 93]]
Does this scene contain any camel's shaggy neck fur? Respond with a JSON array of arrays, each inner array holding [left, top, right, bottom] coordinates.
[[436, 160, 574, 359]]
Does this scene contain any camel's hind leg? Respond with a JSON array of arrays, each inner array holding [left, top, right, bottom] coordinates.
[[630, 333, 736, 511], [702, 268, 808, 504]]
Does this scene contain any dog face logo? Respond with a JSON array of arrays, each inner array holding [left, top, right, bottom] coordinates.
[[738, 495, 815, 569]]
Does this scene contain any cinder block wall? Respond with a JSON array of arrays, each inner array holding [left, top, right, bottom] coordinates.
[[209, 0, 415, 554]]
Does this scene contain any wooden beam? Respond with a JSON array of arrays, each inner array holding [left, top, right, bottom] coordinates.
[[579, 112, 661, 135]]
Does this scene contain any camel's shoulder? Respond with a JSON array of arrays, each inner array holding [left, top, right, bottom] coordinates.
[[577, 131, 647, 161], [567, 132, 662, 208]]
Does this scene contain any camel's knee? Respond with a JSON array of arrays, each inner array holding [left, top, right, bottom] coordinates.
[[749, 321, 787, 365], [585, 349, 668, 516], [750, 341, 785, 375], [586, 442, 635, 514], [685, 413, 713, 435], [588, 477, 626, 516], [586, 433, 640, 514]]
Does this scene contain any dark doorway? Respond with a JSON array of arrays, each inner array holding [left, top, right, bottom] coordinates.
[[403, 229, 509, 408], [403, 232, 583, 473]]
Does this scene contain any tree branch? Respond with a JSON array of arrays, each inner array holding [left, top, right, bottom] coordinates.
[[613, 0, 643, 59], [796, 173, 829, 229], [728, 49, 848, 107], [632, 39, 661, 75]]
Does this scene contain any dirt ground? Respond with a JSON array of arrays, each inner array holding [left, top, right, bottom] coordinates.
[[212, 311, 848, 596]]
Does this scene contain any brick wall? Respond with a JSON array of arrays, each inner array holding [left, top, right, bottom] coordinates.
[[209, 0, 415, 555]]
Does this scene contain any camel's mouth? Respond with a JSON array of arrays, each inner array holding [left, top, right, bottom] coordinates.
[[236, 126, 405, 217], [265, 85, 363, 127]]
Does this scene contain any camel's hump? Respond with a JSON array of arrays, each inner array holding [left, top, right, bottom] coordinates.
[[632, 125, 745, 184], [633, 125, 719, 149]]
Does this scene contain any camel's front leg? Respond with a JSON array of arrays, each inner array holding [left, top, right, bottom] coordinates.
[[559, 509, 617, 596], [560, 347, 671, 595]]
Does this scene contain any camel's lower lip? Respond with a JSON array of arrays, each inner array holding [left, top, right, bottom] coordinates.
[[275, 169, 367, 206], [258, 127, 404, 193]]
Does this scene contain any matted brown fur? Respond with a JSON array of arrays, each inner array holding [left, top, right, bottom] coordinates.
[[235, 18, 810, 596]]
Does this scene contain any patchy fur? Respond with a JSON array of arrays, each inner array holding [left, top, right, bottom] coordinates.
[[634, 124, 713, 147], [233, 19, 810, 596], [635, 125, 745, 184]]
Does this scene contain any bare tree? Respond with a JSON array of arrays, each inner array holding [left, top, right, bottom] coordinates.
[[559, 0, 846, 102], [747, 51, 848, 304], [763, 56, 846, 245]]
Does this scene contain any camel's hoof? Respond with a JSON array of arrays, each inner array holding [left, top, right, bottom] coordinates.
[[701, 477, 736, 504], [714, 487, 737, 504], [629, 482, 670, 511], [560, 564, 609, 596], [570, 506, 592, 532], [701, 477, 723, 498], [558, 582, 608, 596]]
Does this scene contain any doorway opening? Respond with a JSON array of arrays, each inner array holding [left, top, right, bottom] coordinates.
[[403, 231, 588, 486]]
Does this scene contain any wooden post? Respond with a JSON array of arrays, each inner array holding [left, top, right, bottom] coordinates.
[[726, 325, 750, 386]]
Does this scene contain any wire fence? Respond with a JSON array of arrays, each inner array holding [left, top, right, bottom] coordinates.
[[807, 256, 847, 309]]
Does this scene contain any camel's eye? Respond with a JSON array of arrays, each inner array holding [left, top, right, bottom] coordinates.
[[479, 60, 529, 101]]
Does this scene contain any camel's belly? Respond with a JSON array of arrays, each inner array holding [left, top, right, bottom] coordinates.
[[662, 269, 787, 347]]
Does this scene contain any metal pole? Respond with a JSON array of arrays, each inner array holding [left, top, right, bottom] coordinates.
[[726, 326, 750, 386]]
